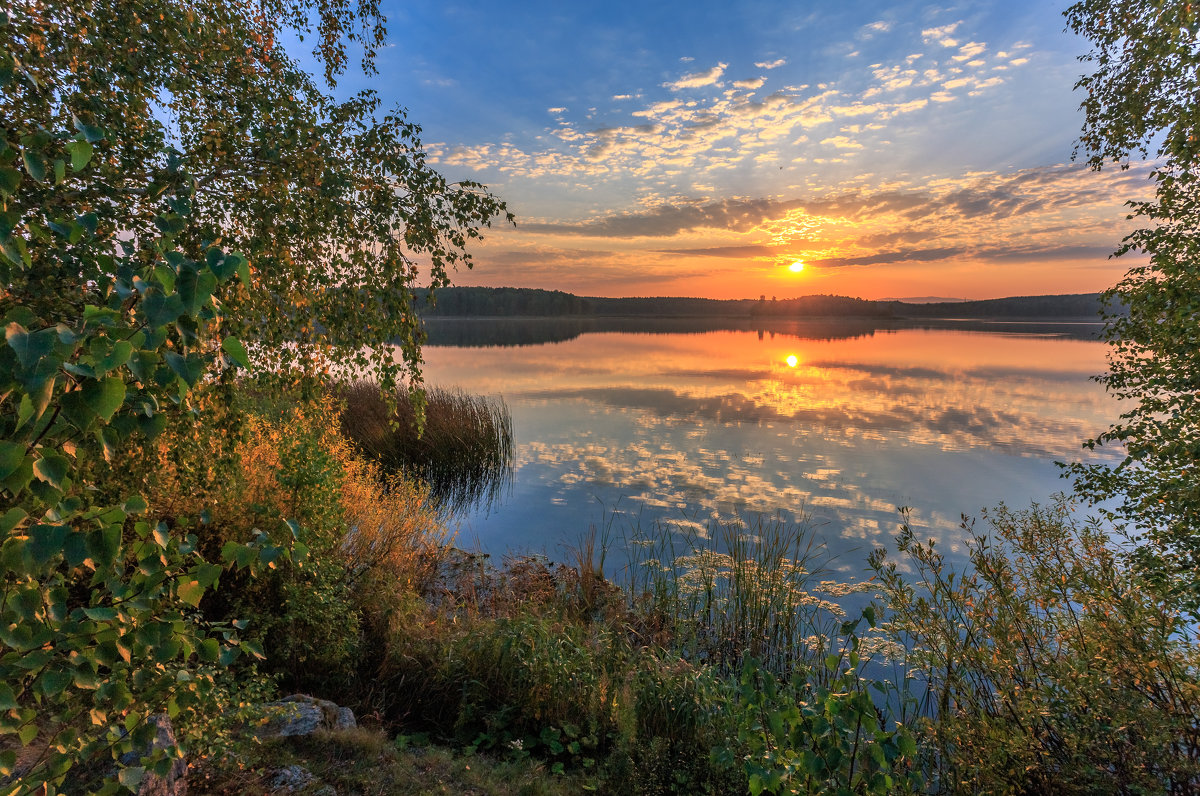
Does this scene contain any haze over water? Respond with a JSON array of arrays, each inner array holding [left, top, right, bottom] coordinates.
[[417, 318, 1119, 578]]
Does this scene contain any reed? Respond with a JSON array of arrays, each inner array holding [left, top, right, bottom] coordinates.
[[337, 380, 514, 513], [616, 511, 873, 678]]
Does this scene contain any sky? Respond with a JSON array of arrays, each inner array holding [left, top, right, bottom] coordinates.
[[308, 0, 1151, 300]]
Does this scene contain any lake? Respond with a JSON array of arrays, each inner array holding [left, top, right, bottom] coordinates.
[[416, 317, 1120, 581]]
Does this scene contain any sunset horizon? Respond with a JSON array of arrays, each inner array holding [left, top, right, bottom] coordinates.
[[307, 0, 1151, 301]]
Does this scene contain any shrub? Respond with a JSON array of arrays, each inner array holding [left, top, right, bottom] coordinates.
[[138, 393, 446, 701], [871, 496, 1200, 793], [727, 640, 921, 796]]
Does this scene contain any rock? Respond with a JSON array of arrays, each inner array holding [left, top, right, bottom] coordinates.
[[118, 714, 188, 796], [270, 764, 314, 791], [258, 694, 357, 738]]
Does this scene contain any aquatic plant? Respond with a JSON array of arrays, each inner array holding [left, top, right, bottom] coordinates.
[[337, 380, 514, 514]]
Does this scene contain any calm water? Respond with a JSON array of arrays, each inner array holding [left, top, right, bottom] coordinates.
[[415, 318, 1119, 579]]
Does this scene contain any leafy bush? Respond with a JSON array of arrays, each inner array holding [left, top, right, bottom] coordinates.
[[728, 640, 920, 796], [136, 394, 446, 700], [872, 497, 1200, 793]]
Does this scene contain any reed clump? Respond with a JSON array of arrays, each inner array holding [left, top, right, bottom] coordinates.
[[337, 380, 514, 512], [621, 512, 877, 678]]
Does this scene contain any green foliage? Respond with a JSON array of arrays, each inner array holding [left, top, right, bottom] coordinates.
[[1, 0, 506, 787], [5, 0, 509, 402], [1064, 0, 1200, 609], [624, 513, 872, 677], [0, 102, 283, 794], [726, 619, 920, 796], [872, 498, 1200, 793]]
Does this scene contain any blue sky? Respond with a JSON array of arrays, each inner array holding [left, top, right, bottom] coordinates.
[[302, 0, 1147, 299]]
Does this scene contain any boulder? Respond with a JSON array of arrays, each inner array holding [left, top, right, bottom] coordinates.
[[258, 694, 356, 738], [118, 714, 188, 796], [270, 764, 313, 791]]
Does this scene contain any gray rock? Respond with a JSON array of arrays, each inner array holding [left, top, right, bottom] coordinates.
[[258, 694, 357, 738], [117, 714, 188, 796], [271, 764, 314, 791]]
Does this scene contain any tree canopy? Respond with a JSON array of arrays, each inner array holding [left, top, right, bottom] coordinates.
[[0, 0, 508, 788], [1065, 0, 1200, 608]]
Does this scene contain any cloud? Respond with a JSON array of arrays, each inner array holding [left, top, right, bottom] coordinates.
[[547, 106, 567, 114], [523, 198, 805, 238], [921, 21, 961, 47], [733, 77, 766, 89], [426, 21, 1034, 191], [821, 135, 865, 150], [808, 247, 965, 267], [755, 58, 787, 69], [655, 244, 779, 258], [664, 62, 728, 90], [861, 20, 891, 36]]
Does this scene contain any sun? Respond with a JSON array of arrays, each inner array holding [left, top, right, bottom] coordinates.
[[785, 354, 798, 367], [788, 261, 805, 273]]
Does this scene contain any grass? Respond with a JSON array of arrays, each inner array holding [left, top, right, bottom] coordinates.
[[188, 727, 589, 795], [618, 511, 876, 678], [337, 381, 513, 514]]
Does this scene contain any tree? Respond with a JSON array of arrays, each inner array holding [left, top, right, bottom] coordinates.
[[1064, 0, 1200, 609], [1, 0, 507, 788]]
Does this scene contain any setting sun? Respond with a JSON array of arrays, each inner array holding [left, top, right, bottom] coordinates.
[[785, 354, 798, 367], [788, 261, 805, 273]]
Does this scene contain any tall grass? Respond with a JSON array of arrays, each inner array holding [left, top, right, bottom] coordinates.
[[337, 381, 514, 513], [614, 511, 876, 678]]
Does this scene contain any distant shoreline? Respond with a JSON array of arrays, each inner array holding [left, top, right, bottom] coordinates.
[[413, 286, 1115, 321]]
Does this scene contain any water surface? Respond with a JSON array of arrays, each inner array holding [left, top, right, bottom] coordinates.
[[417, 318, 1118, 578]]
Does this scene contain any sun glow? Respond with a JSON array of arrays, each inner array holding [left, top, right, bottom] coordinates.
[[785, 354, 798, 367], [788, 261, 805, 273]]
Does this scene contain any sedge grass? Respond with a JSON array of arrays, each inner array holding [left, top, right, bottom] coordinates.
[[337, 380, 514, 514]]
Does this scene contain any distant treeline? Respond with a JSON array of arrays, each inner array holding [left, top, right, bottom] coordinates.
[[414, 287, 592, 316], [894, 293, 1114, 319], [414, 286, 1113, 320]]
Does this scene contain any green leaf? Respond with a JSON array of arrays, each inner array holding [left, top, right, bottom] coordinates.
[[177, 579, 204, 607], [21, 149, 45, 183], [82, 376, 126, 421], [53, 158, 65, 184], [0, 441, 26, 480], [39, 668, 71, 698], [18, 722, 38, 745], [6, 323, 55, 370], [32, 453, 68, 489], [28, 523, 68, 566], [73, 117, 105, 143], [0, 683, 16, 711], [198, 638, 220, 662], [1, 234, 29, 268], [94, 340, 133, 373], [0, 166, 19, 195], [221, 336, 250, 369], [66, 139, 93, 171], [118, 766, 145, 790], [0, 507, 26, 534], [164, 351, 204, 386]]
